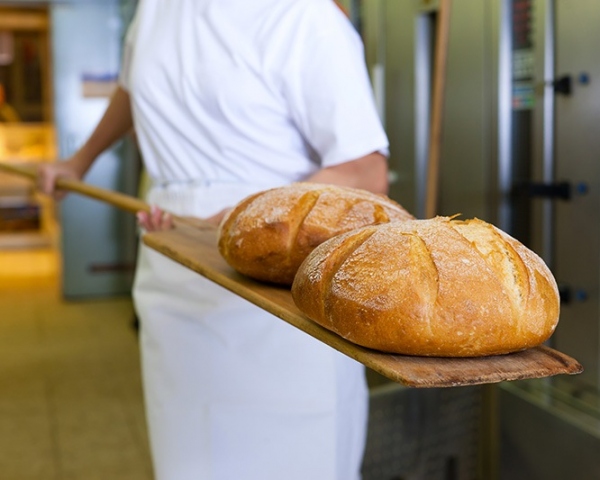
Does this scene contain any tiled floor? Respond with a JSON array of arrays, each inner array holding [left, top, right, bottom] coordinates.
[[0, 248, 154, 480]]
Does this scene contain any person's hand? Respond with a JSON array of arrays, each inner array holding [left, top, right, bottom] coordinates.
[[204, 208, 232, 227], [137, 205, 174, 231], [37, 154, 87, 200], [136, 206, 231, 232]]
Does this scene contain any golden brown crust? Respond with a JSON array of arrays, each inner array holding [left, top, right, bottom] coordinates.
[[218, 182, 414, 285], [291, 217, 560, 357]]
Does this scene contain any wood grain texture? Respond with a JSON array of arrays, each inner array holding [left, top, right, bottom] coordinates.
[[143, 222, 583, 388]]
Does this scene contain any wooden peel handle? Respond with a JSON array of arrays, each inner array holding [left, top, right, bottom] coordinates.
[[0, 162, 150, 213], [425, 0, 452, 219], [0, 161, 214, 230]]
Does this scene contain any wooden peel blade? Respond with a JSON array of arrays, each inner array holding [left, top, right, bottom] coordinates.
[[142, 222, 583, 388], [0, 161, 583, 387]]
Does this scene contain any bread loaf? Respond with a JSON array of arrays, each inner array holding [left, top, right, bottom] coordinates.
[[291, 216, 560, 357], [218, 182, 414, 285]]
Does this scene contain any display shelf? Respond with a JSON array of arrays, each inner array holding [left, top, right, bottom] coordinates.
[[0, 123, 58, 250]]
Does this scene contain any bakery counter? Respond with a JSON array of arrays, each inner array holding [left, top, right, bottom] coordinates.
[[0, 123, 58, 249]]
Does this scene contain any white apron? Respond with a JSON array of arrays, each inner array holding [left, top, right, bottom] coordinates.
[[133, 181, 369, 480]]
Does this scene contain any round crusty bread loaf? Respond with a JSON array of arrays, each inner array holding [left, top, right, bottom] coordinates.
[[291, 216, 560, 357], [218, 182, 414, 285]]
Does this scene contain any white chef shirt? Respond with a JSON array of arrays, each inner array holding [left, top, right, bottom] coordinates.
[[121, 3, 380, 479], [119, 0, 389, 188]]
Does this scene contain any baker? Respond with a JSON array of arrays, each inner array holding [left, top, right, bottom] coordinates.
[[37, 1, 390, 479]]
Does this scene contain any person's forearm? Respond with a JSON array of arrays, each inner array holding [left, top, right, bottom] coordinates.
[[73, 86, 134, 176], [139, 152, 390, 232], [305, 152, 389, 194]]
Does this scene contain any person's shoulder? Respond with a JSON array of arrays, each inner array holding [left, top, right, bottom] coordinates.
[[280, 0, 356, 40], [289, 0, 349, 22], [243, 0, 359, 64]]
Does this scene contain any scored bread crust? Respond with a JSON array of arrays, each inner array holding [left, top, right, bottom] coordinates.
[[291, 216, 560, 357], [218, 182, 414, 285]]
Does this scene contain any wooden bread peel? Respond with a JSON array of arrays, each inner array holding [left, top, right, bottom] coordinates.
[[0, 161, 583, 387]]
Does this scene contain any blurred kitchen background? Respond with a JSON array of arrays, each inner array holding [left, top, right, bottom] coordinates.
[[0, 0, 599, 479]]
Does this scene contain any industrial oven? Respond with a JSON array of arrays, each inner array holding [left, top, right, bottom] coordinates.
[[351, 0, 600, 478]]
